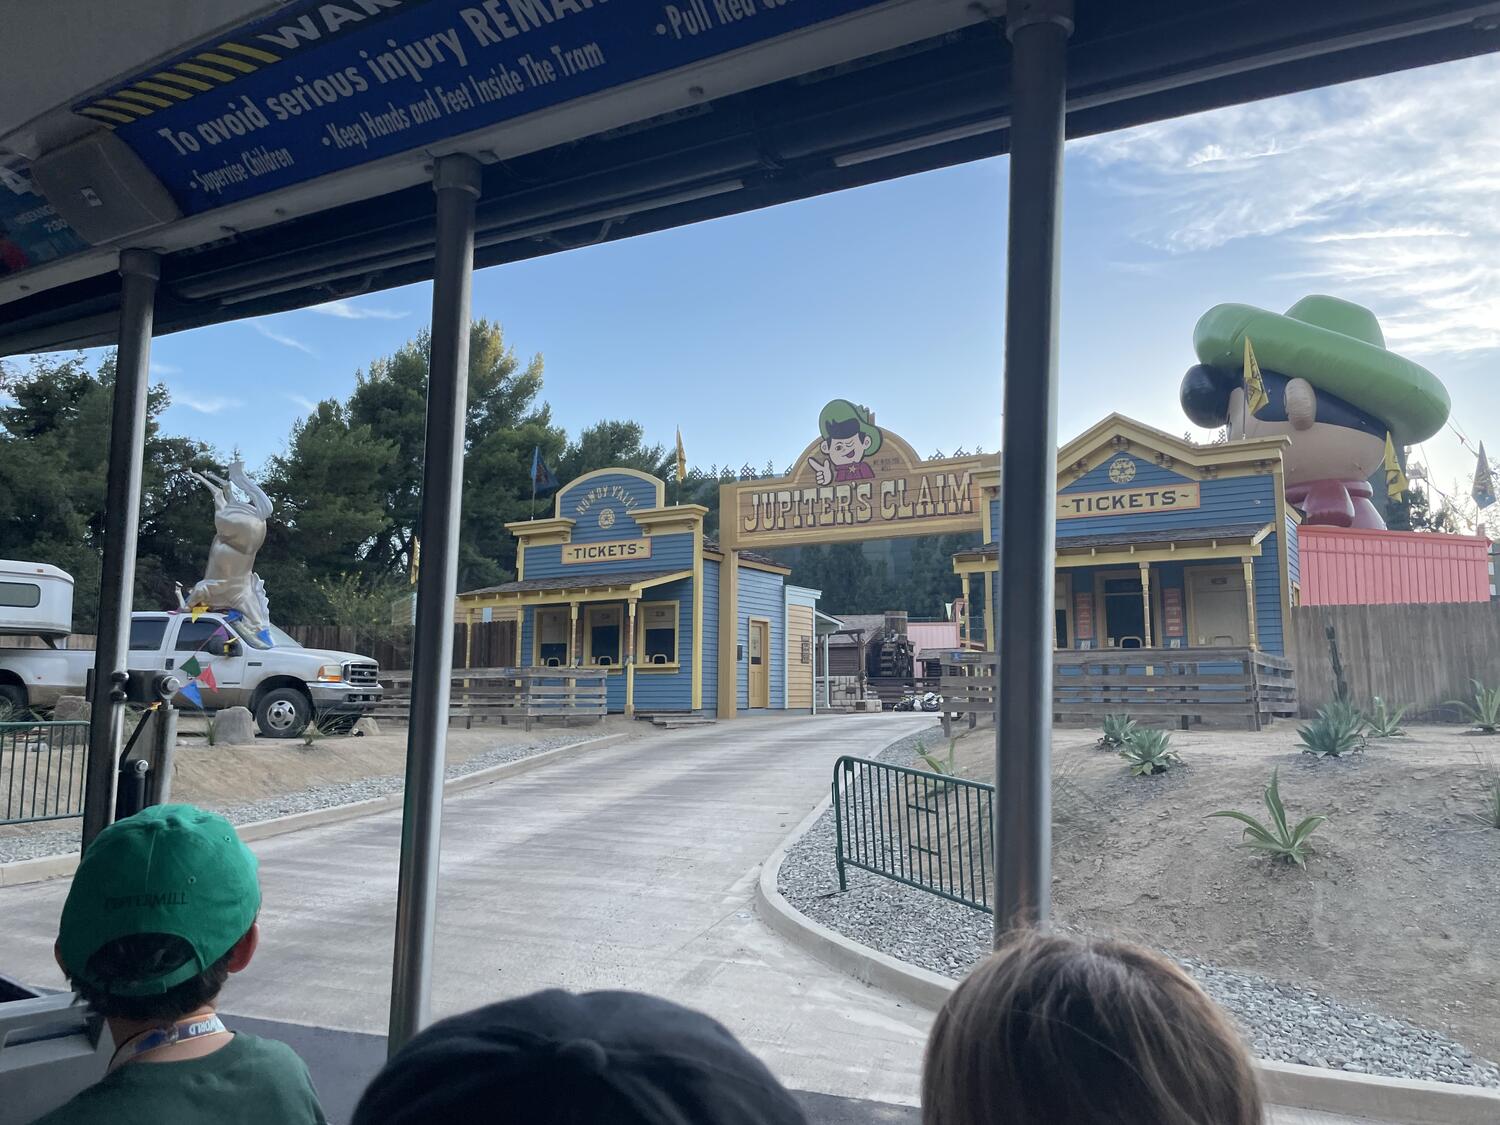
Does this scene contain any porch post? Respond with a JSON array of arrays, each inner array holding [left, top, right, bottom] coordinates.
[[569, 602, 581, 666], [387, 152, 481, 1052], [821, 633, 831, 709], [995, 0, 1072, 941], [82, 249, 159, 848], [961, 573, 972, 646], [625, 597, 638, 718], [984, 570, 997, 653], [1242, 558, 1258, 648], [1139, 562, 1152, 648]]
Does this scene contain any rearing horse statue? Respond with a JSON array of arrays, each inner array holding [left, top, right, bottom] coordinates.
[[181, 460, 274, 631]]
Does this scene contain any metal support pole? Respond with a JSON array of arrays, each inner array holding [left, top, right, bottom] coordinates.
[[387, 153, 481, 1052], [994, 0, 1072, 942], [81, 250, 159, 849]]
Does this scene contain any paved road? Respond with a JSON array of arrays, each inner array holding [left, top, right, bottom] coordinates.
[[2, 714, 940, 1107]]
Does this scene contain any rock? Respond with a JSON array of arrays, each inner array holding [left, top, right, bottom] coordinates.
[[353, 717, 380, 737], [211, 706, 256, 745], [53, 694, 90, 721]]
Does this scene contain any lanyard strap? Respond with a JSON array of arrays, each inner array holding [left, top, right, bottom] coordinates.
[[109, 1014, 228, 1072]]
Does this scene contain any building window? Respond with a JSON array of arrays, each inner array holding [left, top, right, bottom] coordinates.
[[536, 608, 569, 666], [800, 635, 812, 664], [584, 604, 623, 667], [638, 601, 679, 667], [0, 581, 41, 608]]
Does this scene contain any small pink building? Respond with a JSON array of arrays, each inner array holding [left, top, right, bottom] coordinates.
[[1298, 526, 1491, 606]]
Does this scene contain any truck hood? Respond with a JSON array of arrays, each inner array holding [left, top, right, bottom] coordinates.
[[280, 646, 379, 667]]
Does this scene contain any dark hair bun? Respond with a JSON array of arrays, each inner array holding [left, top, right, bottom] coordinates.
[[1180, 364, 1235, 427]]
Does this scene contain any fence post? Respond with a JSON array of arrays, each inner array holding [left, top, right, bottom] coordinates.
[[833, 761, 848, 891]]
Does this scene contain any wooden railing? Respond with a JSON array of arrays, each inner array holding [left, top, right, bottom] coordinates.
[[939, 647, 1297, 733], [375, 667, 607, 730]]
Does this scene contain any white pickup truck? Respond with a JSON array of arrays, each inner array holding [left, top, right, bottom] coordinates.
[[0, 562, 381, 737]]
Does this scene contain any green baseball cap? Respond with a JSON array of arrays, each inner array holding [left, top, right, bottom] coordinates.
[[58, 804, 260, 997]]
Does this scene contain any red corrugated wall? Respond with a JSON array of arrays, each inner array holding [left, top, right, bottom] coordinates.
[[1299, 526, 1491, 605]]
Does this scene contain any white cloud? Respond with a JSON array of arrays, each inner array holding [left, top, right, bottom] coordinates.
[[310, 299, 408, 321], [1074, 57, 1500, 357], [284, 392, 319, 412], [252, 320, 316, 355], [151, 361, 181, 376], [175, 392, 243, 415]]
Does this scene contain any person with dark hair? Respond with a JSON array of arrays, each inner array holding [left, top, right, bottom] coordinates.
[[37, 804, 325, 1125], [922, 934, 1263, 1125], [353, 989, 809, 1125]]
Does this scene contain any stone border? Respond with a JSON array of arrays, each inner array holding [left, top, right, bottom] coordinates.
[[0, 732, 627, 889], [755, 791, 1500, 1125]]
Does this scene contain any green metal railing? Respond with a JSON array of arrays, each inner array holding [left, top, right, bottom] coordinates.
[[1, 720, 91, 825], [832, 755, 995, 913]]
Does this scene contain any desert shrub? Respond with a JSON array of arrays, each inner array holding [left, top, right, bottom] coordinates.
[[1447, 680, 1500, 734], [1362, 697, 1408, 738], [1097, 713, 1138, 750], [1119, 729, 1181, 776], [1207, 767, 1327, 869], [1298, 699, 1365, 758], [1473, 756, 1500, 830], [917, 737, 958, 777]]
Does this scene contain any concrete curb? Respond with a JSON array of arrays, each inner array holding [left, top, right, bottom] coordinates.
[[0, 732, 627, 889], [754, 779, 1500, 1125]]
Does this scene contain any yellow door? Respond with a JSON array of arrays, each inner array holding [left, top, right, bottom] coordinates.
[[749, 619, 770, 708]]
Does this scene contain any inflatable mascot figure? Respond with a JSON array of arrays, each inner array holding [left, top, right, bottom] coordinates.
[[1180, 295, 1449, 529], [181, 460, 274, 631]]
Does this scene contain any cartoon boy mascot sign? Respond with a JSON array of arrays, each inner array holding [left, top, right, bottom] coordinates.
[[808, 399, 882, 484]]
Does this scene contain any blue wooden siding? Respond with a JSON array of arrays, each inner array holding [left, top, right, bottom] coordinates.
[[629, 580, 695, 711], [1067, 454, 1192, 492], [1059, 472, 1277, 540], [1254, 539, 1284, 654], [522, 529, 693, 580], [702, 559, 719, 714], [555, 472, 660, 542], [1285, 513, 1300, 587], [737, 567, 785, 709]]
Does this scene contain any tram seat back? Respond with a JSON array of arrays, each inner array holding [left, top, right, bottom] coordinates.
[[0, 980, 111, 1124]]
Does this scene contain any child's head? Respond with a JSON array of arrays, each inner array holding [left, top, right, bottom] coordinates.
[[922, 933, 1262, 1125], [55, 804, 261, 1022]]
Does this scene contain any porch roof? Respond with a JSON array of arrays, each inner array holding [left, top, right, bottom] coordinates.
[[459, 568, 692, 602], [953, 522, 1273, 568]]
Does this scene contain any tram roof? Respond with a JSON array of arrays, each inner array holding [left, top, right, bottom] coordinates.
[[3, 1, 1498, 358]]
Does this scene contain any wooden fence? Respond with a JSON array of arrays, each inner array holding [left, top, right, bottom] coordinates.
[[940, 647, 1298, 733], [374, 667, 606, 730], [1290, 602, 1500, 719]]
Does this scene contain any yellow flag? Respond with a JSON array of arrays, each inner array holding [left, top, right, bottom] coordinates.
[[1243, 336, 1269, 416], [675, 427, 687, 483], [1384, 433, 1408, 499], [189, 605, 206, 623], [409, 537, 420, 586]]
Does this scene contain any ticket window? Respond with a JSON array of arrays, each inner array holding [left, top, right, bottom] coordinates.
[[639, 602, 679, 667], [1102, 576, 1146, 649], [585, 605, 623, 667], [536, 608, 569, 667]]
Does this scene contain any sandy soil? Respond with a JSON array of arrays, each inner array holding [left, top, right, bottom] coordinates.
[[943, 721, 1500, 1062]]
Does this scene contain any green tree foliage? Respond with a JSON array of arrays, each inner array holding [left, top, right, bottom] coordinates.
[[0, 352, 218, 630], [553, 420, 670, 486]]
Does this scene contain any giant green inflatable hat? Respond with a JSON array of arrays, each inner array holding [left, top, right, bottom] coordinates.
[[1193, 295, 1449, 442]]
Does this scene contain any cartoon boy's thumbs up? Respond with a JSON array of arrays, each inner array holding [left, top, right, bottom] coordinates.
[[807, 456, 833, 485]]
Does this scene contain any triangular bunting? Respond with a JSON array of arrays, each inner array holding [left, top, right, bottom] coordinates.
[[198, 664, 218, 691], [257, 627, 273, 646], [179, 681, 203, 709], [190, 605, 207, 623], [180, 655, 202, 679], [224, 609, 243, 622]]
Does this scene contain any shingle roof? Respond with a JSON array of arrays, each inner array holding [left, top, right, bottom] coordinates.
[[461, 568, 686, 597]]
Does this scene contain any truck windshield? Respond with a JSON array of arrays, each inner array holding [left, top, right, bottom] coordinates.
[[228, 620, 302, 651]]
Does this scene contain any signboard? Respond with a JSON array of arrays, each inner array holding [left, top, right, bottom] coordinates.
[[74, 0, 903, 216], [720, 398, 992, 549], [562, 538, 651, 565], [1057, 484, 1200, 520], [0, 153, 89, 278], [1072, 590, 1094, 642], [1161, 586, 1185, 637]]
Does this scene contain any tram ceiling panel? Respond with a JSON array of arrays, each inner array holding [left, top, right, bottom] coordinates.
[[2, 1, 1499, 357]]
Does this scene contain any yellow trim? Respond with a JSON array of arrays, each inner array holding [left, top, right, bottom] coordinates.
[[747, 616, 772, 708], [505, 516, 575, 537], [555, 467, 666, 517], [516, 542, 525, 581], [79, 106, 133, 124], [691, 524, 704, 710], [96, 98, 151, 117], [134, 79, 193, 100], [1243, 558, 1259, 650], [582, 603, 625, 668], [633, 505, 708, 532], [984, 572, 996, 654], [1185, 564, 1254, 648], [112, 89, 173, 109], [717, 550, 738, 718], [960, 573, 972, 647], [218, 41, 281, 64], [197, 51, 257, 73], [175, 61, 235, 82], [1139, 563, 1153, 648], [736, 557, 792, 576], [1057, 414, 1290, 481], [1094, 568, 1149, 649], [625, 599, 637, 718], [533, 606, 571, 667], [515, 608, 524, 665], [1057, 541, 1264, 568], [637, 599, 681, 669], [152, 70, 213, 92]]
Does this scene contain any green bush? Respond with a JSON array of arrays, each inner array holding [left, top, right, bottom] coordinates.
[[1097, 713, 1139, 750], [1207, 768, 1328, 869], [1298, 699, 1365, 758], [1119, 729, 1181, 776], [917, 737, 958, 777], [1362, 697, 1408, 738], [1447, 680, 1500, 734]]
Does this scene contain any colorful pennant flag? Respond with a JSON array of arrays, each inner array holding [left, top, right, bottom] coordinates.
[[210, 624, 229, 641], [1383, 434, 1408, 500], [179, 681, 203, 709], [1242, 336, 1269, 416], [1474, 442, 1496, 510], [257, 627, 274, 646], [530, 445, 559, 494], [198, 664, 218, 692], [189, 605, 207, 623], [180, 655, 202, 679], [224, 609, 242, 622], [675, 427, 687, 483]]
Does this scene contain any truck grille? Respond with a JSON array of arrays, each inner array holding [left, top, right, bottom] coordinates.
[[345, 662, 379, 687]]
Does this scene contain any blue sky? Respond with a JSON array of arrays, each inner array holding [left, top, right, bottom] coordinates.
[[49, 55, 1500, 508]]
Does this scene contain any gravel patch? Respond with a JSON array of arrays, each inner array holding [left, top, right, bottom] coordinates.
[[0, 733, 589, 866], [777, 728, 1500, 1089]]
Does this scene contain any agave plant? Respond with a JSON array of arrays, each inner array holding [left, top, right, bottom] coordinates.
[[918, 737, 958, 777], [1362, 696, 1408, 738], [301, 717, 332, 749], [1298, 699, 1365, 758], [1097, 713, 1139, 750], [1207, 768, 1328, 869], [1119, 729, 1181, 776], [1473, 756, 1500, 830], [1447, 680, 1500, 734]]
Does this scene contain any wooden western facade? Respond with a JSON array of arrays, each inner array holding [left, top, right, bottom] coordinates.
[[455, 468, 822, 719], [953, 415, 1299, 657]]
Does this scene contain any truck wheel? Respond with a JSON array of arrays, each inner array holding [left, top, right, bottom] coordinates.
[[255, 688, 311, 738], [0, 683, 27, 716]]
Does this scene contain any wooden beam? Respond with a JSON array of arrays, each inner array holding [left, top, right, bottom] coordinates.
[[1243, 558, 1259, 650]]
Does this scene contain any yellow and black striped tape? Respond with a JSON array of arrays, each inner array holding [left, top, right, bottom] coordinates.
[[76, 41, 282, 129]]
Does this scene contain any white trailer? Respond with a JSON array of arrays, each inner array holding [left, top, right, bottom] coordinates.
[[0, 561, 74, 640]]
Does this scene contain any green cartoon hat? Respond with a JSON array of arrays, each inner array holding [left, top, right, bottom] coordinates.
[[818, 399, 882, 455], [1192, 295, 1449, 442]]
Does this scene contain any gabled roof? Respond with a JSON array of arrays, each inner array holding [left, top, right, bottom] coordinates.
[[1057, 414, 1289, 480]]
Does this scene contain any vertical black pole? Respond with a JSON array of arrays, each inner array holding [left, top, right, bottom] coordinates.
[[81, 250, 159, 848], [388, 153, 481, 1052], [995, 0, 1072, 941]]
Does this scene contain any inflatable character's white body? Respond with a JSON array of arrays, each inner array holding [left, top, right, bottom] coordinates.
[[181, 461, 274, 631]]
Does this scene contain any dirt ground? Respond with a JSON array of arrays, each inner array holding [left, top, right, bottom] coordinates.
[[944, 721, 1500, 1061]]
